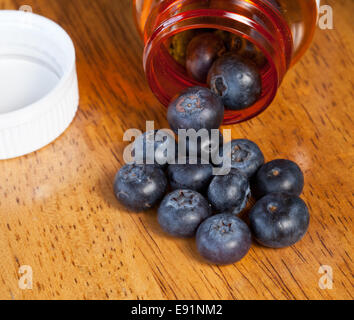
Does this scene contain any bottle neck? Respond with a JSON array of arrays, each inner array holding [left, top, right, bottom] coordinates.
[[143, 0, 294, 124]]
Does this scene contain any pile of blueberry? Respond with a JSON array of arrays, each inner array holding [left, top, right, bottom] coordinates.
[[170, 29, 264, 110], [114, 85, 310, 265]]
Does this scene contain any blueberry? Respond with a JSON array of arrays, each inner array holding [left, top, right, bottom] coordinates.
[[114, 163, 167, 212], [169, 30, 201, 66], [158, 189, 211, 238], [132, 130, 176, 168], [186, 33, 226, 83], [235, 39, 267, 69], [220, 139, 264, 178], [196, 214, 252, 264], [167, 86, 224, 134], [254, 159, 304, 198], [216, 31, 267, 68], [168, 159, 213, 193], [208, 53, 262, 110], [268, 0, 282, 11], [208, 168, 250, 215], [249, 192, 310, 248]]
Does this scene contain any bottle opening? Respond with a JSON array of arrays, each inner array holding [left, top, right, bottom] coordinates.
[[143, 1, 293, 124]]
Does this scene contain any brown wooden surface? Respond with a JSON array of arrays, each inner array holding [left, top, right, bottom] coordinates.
[[0, 0, 353, 300]]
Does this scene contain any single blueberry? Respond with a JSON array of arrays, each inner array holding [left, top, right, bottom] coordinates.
[[114, 163, 167, 212], [158, 189, 211, 238], [268, 0, 282, 11], [167, 86, 224, 134], [168, 159, 213, 193], [186, 32, 226, 83], [254, 159, 304, 198], [208, 168, 250, 215], [220, 139, 264, 178], [132, 130, 176, 168], [214, 31, 267, 68], [249, 192, 310, 248], [196, 214, 252, 265], [208, 53, 262, 110]]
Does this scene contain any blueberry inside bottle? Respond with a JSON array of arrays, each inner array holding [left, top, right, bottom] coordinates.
[[133, 0, 318, 124]]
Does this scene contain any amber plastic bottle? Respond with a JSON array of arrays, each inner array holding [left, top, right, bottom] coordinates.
[[134, 0, 318, 124]]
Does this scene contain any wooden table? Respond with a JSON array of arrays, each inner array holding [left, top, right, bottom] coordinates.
[[0, 0, 352, 300]]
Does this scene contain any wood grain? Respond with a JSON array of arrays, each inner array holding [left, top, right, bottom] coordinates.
[[0, 0, 352, 300]]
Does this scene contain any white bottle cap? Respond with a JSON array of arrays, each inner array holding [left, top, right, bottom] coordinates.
[[0, 10, 79, 160]]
